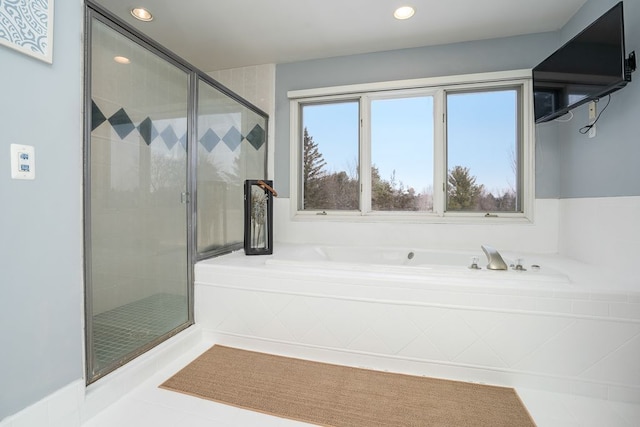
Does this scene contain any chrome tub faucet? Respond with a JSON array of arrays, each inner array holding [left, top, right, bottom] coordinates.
[[481, 245, 508, 270]]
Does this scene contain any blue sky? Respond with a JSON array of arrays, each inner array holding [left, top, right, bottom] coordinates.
[[303, 90, 516, 194], [447, 90, 517, 194], [371, 96, 433, 193], [303, 102, 359, 176]]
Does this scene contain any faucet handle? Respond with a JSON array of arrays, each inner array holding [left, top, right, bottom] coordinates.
[[513, 258, 527, 271], [469, 256, 481, 270]]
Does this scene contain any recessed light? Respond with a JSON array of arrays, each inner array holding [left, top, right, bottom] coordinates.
[[114, 56, 131, 64], [131, 7, 153, 22], [394, 6, 415, 20]]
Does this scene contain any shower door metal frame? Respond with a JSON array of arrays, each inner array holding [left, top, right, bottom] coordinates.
[[83, 3, 195, 384], [83, 0, 269, 384]]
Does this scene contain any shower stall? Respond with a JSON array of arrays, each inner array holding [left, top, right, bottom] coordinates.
[[84, 4, 267, 383]]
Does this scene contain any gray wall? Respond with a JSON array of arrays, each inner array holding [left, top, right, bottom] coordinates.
[[275, 32, 562, 198], [554, 0, 640, 198], [0, 1, 84, 420]]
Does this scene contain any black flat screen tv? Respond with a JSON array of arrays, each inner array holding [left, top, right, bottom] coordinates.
[[533, 2, 635, 123]]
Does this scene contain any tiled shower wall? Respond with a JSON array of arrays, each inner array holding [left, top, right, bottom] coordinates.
[[90, 98, 188, 315], [208, 64, 276, 177], [208, 65, 275, 114], [90, 93, 268, 313], [90, 20, 190, 314]]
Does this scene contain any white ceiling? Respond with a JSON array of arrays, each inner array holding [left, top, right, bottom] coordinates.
[[93, 0, 588, 72]]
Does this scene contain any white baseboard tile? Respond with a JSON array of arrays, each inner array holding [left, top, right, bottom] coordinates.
[[0, 326, 204, 427], [0, 380, 84, 427]]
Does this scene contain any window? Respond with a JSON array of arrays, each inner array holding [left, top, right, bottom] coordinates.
[[446, 89, 520, 212], [290, 71, 534, 221], [301, 101, 359, 210], [371, 95, 434, 212]]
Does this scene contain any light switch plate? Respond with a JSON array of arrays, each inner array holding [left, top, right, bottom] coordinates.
[[10, 144, 35, 180]]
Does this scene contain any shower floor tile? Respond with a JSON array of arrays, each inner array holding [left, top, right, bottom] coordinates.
[[92, 293, 187, 372]]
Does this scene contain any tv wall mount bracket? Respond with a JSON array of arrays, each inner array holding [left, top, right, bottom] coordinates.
[[626, 51, 637, 79]]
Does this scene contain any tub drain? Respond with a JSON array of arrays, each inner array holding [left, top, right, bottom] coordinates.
[[407, 251, 415, 260]]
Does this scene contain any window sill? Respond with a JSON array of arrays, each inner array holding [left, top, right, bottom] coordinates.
[[292, 211, 533, 225]]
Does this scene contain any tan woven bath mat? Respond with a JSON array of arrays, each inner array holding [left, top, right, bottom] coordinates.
[[160, 345, 536, 426]]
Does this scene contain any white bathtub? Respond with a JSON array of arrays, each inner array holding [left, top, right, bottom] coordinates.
[[195, 243, 640, 403], [203, 243, 634, 291], [264, 245, 574, 288]]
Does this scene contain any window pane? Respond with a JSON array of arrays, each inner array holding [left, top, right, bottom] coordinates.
[[371, 96, 434, 211], [446, 90, 519, 212], [301, 102, 359, 210]]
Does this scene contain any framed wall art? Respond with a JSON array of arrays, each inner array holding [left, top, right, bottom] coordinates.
[[0, 0, 54, 63]]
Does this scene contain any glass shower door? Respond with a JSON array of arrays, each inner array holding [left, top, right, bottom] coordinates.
[[196, 79, 267, 256], [86, 16, 191, 382]]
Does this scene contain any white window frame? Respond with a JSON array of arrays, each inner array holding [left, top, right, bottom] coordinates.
[[289, 70, 535, 223]]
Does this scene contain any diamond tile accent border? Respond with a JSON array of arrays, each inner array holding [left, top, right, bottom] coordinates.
[[246, 123, 266, 150], [92, 100, 187, 151], [137, 117, 157, 146], [222, 126, 242, 151], [161, 126, 179, 150], [199, 129, 221, 152], [91, 100, 107, 131], [91, 100, 266, 153], [108, 108, 135, 140]]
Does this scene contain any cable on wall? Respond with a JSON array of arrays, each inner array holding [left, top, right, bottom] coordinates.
[[579, 95, 611, 135]]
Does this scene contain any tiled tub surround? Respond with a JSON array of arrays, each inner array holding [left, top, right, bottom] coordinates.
[[195, 244, 640, 404]]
